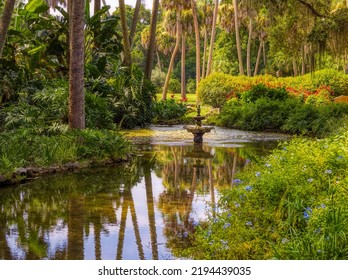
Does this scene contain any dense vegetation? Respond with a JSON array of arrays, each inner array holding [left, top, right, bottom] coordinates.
[[183, 128, 348, 259]]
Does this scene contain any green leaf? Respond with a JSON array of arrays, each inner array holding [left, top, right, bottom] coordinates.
[[25, 0, 49, 14], [28, 44, 46, 55]]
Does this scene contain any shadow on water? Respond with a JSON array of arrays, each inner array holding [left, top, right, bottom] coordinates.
[[0, 126, 288, 260]]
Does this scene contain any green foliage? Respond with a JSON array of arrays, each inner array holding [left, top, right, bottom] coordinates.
[[152, 98, 187, 123], [151, 67, 167, 92], [168, 78, 181, 93], [184, 129, 348, 259], [218, 94, 348, 137], [0, 129, 129, 177], [241, 84, 288, 103], [197, 73, 242, 108], [108, 65, 156, 128]]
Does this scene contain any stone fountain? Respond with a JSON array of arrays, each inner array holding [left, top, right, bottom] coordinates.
[[184, 105, 214, 144]]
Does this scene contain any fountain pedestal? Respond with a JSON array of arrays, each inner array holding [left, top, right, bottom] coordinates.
[[184, 105, 214, 144]]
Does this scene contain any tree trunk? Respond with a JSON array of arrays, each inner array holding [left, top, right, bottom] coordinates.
[[191, 0, 200, 90], [156, 49, 162, 71], [292, 58, 298, 76], [129, 0, 141, 47], [254, 40, 262, 76], [233, 0, 244, 75], [202, 27, 208, 79], [206, 0, 219, 76], [162, 11, 181, 100], [0, 0, 16, 58], [94, 0, 101, 14], [69, 0, 86, 129], [181, 33, 186, 99], [246, 18, 253, 77], [144, 0, 159, 80], [262, 40, 267, 68], [301, 44, 306, 75], [118, 0, 132, 68]]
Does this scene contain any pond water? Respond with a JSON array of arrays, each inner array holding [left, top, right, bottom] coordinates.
[[0, 126, 289, 260]]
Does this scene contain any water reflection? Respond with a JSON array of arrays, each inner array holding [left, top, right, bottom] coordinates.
[[0, 141, 278, 260]]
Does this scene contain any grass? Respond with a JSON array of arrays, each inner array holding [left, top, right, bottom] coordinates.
[[0, 129, 130, 181], [181, 126, 348, 260]]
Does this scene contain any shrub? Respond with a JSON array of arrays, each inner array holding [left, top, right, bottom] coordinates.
[[168, 78, 181, 93], [218, 95, 348, 137], [152, 98, 187, 123], [197, 73, 237, 108], [241, 84, 289, 103]]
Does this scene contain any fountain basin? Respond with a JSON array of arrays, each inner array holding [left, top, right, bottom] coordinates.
[[184, 125, 214, 144]]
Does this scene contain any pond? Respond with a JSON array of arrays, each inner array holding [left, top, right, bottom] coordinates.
[[0, 126, 289, 260]]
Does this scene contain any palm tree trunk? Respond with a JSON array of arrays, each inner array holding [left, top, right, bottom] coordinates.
[[181, 33, 186, 99], [206, 0, 219, 76], [69, 0, 85, 129], [301, 44, 306, 75], [94, 0, 101, 14], [262, 40, 267, 67], [162, 11, 182, 100], [119, 0, 132, 68], [191, 0, 200, 90], [144, 0, 160, 80], [233, 0, 244, 75], [0, 0, 16, 58], [254, 40, 262, 76], [246, 18, 253, 77], [292, 58, 298, 76], [130, 0, 141, 47], [156, 49, 162, 71], [202, 27, 208, 79]]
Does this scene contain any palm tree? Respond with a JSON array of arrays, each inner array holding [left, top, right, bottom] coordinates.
[[118, 0, 132, 68], [206, 0, 219, 76], [144, 0, 160, 80], [68, 0, 86, 129], [191, 0, 201, 90], [0, 0, 16, 58], [161, 12, 181, 100], [233, 0, 244, 75], [129, 0, 142, 46]]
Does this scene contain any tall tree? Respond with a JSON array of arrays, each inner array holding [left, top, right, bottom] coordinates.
[[162, 9, 181, 100], [68, 0, 85, 129], [206, 0, 219, 76], [233, 0, 244, 75], [0, 0, 16, 58], [129, 0, 141, 46], [144, 0, 160, 80], [191, 0, 201, 90], [118, 0, 132, 68]]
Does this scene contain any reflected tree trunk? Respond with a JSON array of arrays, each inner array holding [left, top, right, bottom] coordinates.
[[116, 196, 128, 260], [0, 226, 12, 259], [144, 164, 158, 260], [129, 191, 145, 260], [208, 159, 216, 218], [67, 194, 85, 260], [94, 219, 102, 260]]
